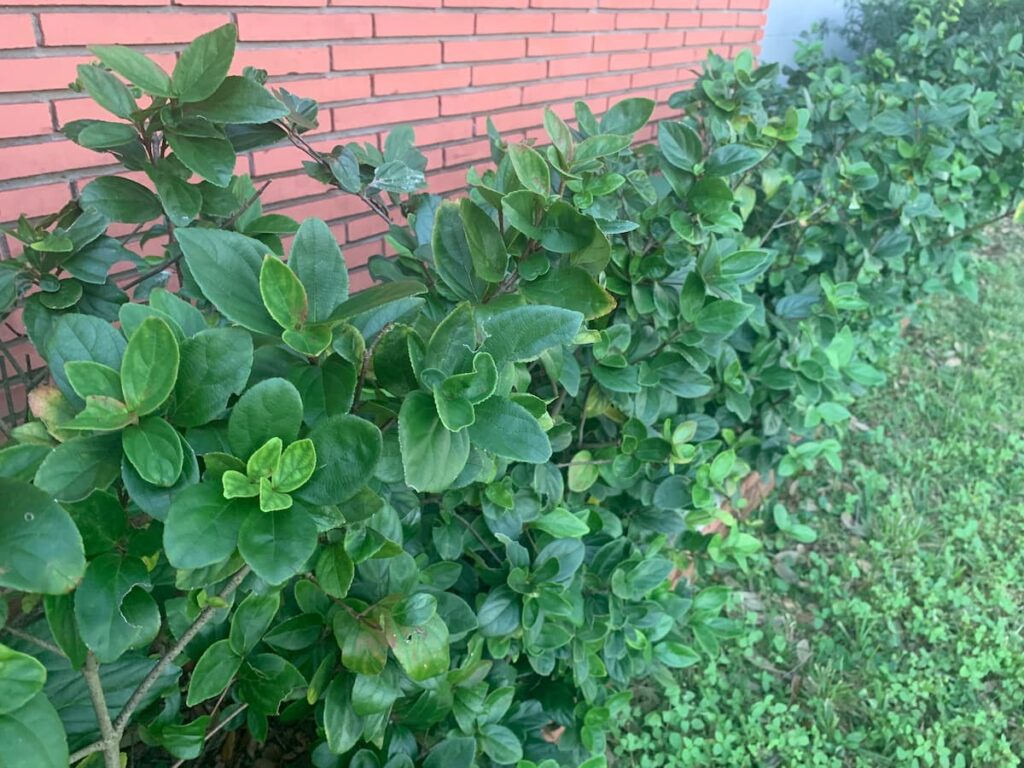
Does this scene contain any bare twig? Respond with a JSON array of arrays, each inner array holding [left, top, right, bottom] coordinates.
[[83, 652, 120, 768], [168, 703, 249, 768], [69, 566, 251, 765], [1, 625, 67, 658]]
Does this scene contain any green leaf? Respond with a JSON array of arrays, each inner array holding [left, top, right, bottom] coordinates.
[[43, 314, 126, 407], [481, 305, 583, 364], [296, 414, 382, 506], [74, 553, 154, 662], [544, 107, 574, 159], [121, 316, 179, 416], [332, 612, 387, 676], [540, 201, 597, 254], [275, 438, 317, 493], [260, 255, 308, 330], [601, 97, 655, 134], [259, 477, 292, 512], [164, 482, 253, 569], [189, 76, 289, 123], [76, 64, 136, 119], [148, 716, 212, 760], [322, 280, 426, 325], [459, 198, 507, 283], [467, 397, 551, 464], [695, 300, 753, 334], [0, 693, 69, 768], [228, 377, 304, 459], [423, 737, 476, 768], [229, 591, 281, 656], [177, 228, 280, 335], [76, 121, 138, 150], [90, 44, 171, 96], [67, 362, 131, 402], [391, 594, 437, 627], [521, 264, 615, 320], [172, 23, 237, 103], [166, 130, 236, 187], [238, 505, 318, 585], [533, 507, 589, 538], [121, 416, 183, 487], [0, 644, 46, 716], [433, 201, 486, 303], [33, 434, 121, 503], [315, 542, 354, 599], [79, 177, 161, 224], [186, 639, 242, 706], [567, 450, 599, 493], [508, 143, 550, 195], [574, 134, 632, 164], [480, 723, 523, 765], [0, 478, 85, 594], [654, 641, 700, 668], [63, 395, 133, 433], [399, 391, 470, 493], [169, 328, 253, 428], [387, 613, 449, 682], [705, 144, 766, 177], [290, 218, 348, 323], [222, 470, 258, 499], [150, 169, 201, 228], [323, 678, 365, 754], [659, 121, 702, 172]]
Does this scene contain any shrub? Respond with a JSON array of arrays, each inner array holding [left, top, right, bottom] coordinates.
[[0, 12, 1020, 768]]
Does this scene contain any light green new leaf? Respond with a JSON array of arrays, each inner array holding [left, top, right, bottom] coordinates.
[[121, 416, 184, 487], [186, 639, 242, 706], [387, 613, 449, 682], [171, 23, 237, 103], [121, 316, 179, 416], [89, 44, 171, 96], [467, 397, 551, 464], [0, 478, 85, 594], [237, 505, 318, 585], [177, 228, 280, 335], [289, 218, 348, 323], [695, 300, 753, 334], [567, 450, 599, 493], [260, 255, 308, 330], [164, 482, 253, 569], [0, 644, 46, 716], [533, 507, 590, 538], [398, 391, 470, 493], [481, 305, 583, 364], [65, 361, 122, 401], [274, 438, 316, 493], [63, 395, 134, 432]]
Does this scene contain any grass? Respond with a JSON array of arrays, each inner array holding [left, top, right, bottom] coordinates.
[[612, 226, 1024, 768]]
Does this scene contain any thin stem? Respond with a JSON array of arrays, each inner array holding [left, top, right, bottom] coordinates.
[[168, 703, 249, 768], [1, 625, 66, 658], [452, 512, 502, 565], [83, 652, 120, 768], [70, 566, 251, 765]]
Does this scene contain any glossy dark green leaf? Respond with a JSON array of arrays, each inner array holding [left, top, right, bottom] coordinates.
[[169, 327, 253, 427], [164, 482, 253, 569], [90, 44, 171, 96], [296, 414, 382, 506], [459, 198, 507, 283], [705, 144, 766, 177], [290, 217, 348, 323], [189, 76, 289, 123], [507, 143, 550, 195], [33, 434, 121, 503], [73, 553, 153, 662], [237, 505, 318, 585], [228, 377, 303, 459], [121, 416, 183, 487], [229, 591, 281, 656], [521, 264, 615, 320], [467, 397, 551, 464], [481, 305, 582, 364], [432, 201, 486, 303], [76, 64, 136, 119], [79, 177, 161, 224], [601, 97, 655, 135], [171, 23, 236, 103], [659, 121, 702, 172], [398, 391, 470, 493], [166, 130, 236, 187], [186, 638, 242, 706], [315, 543, 354, 599]]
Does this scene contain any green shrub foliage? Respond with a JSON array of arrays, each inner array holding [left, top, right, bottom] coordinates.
[[0, 10, 1020, 767]]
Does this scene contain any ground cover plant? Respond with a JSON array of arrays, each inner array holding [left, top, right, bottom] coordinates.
[[0, 2, 1021, 765], [609, 224, 1024, 767]]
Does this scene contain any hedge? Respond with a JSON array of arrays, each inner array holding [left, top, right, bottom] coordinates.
[[0, 4, 1020, 766]]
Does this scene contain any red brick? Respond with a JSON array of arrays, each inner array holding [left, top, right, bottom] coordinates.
[[374, 12, 475, 37], [698, 0, 728, 6], [348, 269, 375, 293], [549, 53, 609, 76], [730, 0, 767, 7], [40, 13, 230, 46], [333, 0, 437, 5], [237, 12, 370, 41], [414, 118, 474, 146], [522, 77, 588, 104], [273, 194, 366, 224], [737, 11, 767, 26], [259, 173, 333, 206], [444, 38, 525, 62], [593, 32, 646, 51], [441, 86, 521, 116], [610, 51, 649, 69], [553, 13, 616, 32], [587, 73, 630, 94], [252, 139, 337, 177], [616, 11, 666, 28], [3, 0, 162, 5], [647, 30, 685, 46], [702, 10, 737, 24], [443, 138, 490, 167], [600, 0, 653, 6], [232, 47, 330, 76], [650, 46, 700, 66], [333, 41, 440, 70], [631, 67, 679, 87], [722, 28, 757, 43], [527, 35, 591, 55], [179, 0, 323, 5], [476, 12, 553, 33], [653, 0, 697, 5], [667, 11, 701, 26], [333, 96, 438, 131], [0, 104, 53, 139], [1, 15, 37, 48], [530, 0, 592, 7], [0, 55, 91, 93], [472, 60, 546, 86], [447, 0, 527, 6], [427, 167, 469, 194], [374, 66, 470, 96], [686, 28, 721, 44], [347, 214, 388, 241], [270, 75, 371, 105], [0, 139, 105, 182]]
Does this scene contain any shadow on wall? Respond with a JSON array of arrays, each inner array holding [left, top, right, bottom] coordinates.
[[760, 0, 851, 68]]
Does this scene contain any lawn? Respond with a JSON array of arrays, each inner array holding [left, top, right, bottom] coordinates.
[[612, 226, 1024, 768]]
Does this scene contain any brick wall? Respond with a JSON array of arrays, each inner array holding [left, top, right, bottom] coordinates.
[[0, 0, 767, 288]]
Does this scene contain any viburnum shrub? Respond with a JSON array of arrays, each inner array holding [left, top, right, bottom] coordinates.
[[0, 16, 1020, 768]]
